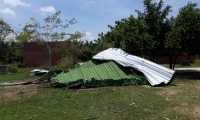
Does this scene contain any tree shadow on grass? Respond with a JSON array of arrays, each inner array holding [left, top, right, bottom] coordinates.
[[174, 70, 200, 80]]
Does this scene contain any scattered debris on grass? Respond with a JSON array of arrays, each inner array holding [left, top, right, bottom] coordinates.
[[30, 69, 49, 76]]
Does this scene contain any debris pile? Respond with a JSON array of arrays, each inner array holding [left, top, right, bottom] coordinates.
[[0, 48, 175, 88], [51, 59, 148, 88]]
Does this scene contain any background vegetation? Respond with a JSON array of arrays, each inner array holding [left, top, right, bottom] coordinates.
[[1, 0, 200, 70]]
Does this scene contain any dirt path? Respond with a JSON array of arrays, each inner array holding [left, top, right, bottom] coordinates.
[[0, 84, 40, 102], [175, 67, 200, 73]]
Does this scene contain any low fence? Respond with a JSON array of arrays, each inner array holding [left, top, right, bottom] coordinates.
[[0, 65, 10, 74], [156, 55, 199, 64]]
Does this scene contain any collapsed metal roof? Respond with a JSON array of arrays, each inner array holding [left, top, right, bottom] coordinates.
[[93, 48, 175, 86], [51, 60, 148, 87], [0, 48, 175, 87]]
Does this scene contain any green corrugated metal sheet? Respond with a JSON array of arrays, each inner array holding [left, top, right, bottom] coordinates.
[[51, 60, 148, 87], [80, 59, 104, 68]]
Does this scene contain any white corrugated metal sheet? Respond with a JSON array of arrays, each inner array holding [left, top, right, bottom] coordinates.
[[93, 48, 175, 86]]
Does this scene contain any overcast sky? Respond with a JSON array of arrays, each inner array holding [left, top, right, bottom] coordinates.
[[1, 0, 200, 42]]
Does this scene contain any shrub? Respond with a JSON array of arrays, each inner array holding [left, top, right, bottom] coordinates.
[[10, 67, 18, 73], [54, 57, 74, 70], [193, 59, 200, 64], [17, 63, 24, 68], [180, 59, 190, 66], [0, 72, 5, 75]]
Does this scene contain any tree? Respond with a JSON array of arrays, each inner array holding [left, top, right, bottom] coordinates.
[[0, 19, 13, 43], [103, 15, 153, 58], [21, 10, 77, 67], [93, 32, 112, 54], [95, 14, 153, 58], [165, 2, 200, 69], [0, 19, 14, 64], [55, 31, 87, 69], [4, 41, 23, 63], [78, 40, 94, 61], [165, 17, 182, 69], [16, 26, 39, 42], [136, 0, 172, 61], [96, 0, 172, 60], [175, 2, 200, 54]]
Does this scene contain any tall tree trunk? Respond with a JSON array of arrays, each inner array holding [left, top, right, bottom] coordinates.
[[151, 55, 155, 62], [46, 43, 52, 68], [48, 50, 51, 67], [169, 53, 173, 69], [172, 55, 179, 70]]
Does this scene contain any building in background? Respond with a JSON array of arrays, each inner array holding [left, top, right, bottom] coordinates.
[[23, 42, 199, 67], [23, 42, 62, 67]]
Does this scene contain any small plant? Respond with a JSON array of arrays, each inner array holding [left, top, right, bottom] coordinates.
[[0, 72, 5, 75], [180, 59, 190, 66], [10, 67, 18, 73], [54, 57, 74, 70], [17, 63, 24, 68], [193, 59, 200, 64]]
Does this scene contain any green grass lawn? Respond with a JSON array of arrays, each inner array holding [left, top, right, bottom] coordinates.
[[162, 64, 200, 68], [162, 59, 200, 68], [0, 67, 34, 82], [0, 72, 200, 119], [0, 66, 200, 119]]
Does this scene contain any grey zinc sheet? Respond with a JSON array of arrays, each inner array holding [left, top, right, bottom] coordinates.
[[92, 48, 175, 86]]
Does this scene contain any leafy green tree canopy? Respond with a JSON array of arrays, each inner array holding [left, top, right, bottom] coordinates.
[[105, 15, 153, 58], [135, 0, 172, 60], [0, 19, 15, 64], [0, 19, 14, 43], [175, 2, 200, 54]]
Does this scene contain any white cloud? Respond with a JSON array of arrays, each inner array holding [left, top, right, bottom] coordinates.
[[40, 6, 56, 13], [81, 32, 95, 42], [87, 0, 95, 4], [0, 8, 16, 17], [41, 13, 46, 16], [4, 0, 31, 7]]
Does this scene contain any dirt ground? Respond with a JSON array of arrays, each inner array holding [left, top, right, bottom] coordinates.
[[0, 83, 40, 102], [141, 71, 200, 119], [158, 72, 200, 119]]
